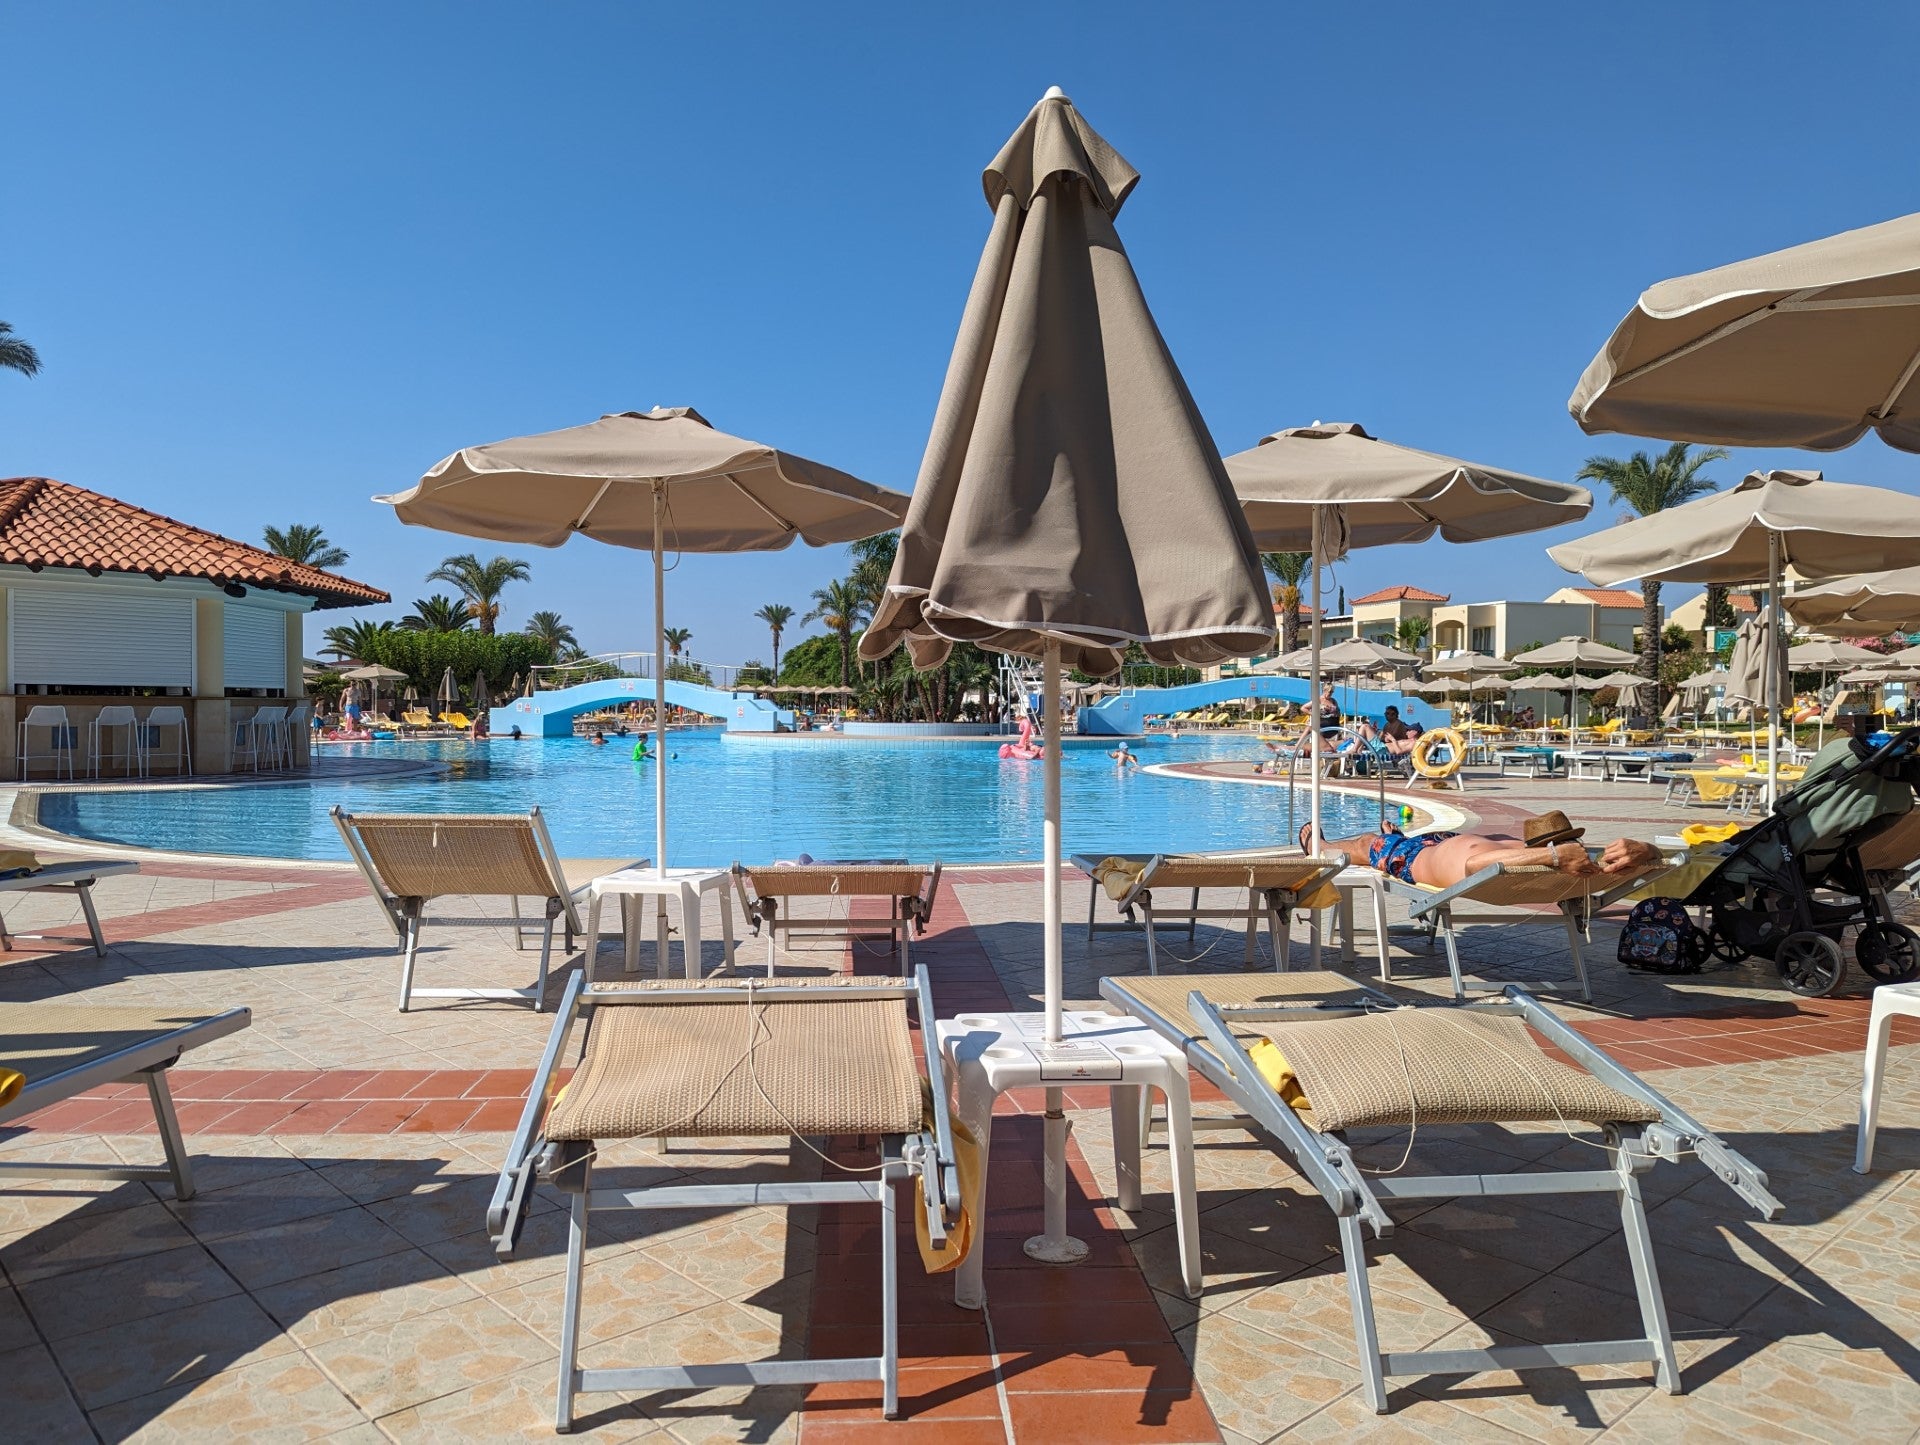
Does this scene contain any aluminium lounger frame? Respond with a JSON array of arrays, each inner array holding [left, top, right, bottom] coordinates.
[[487, 968, 962, 1432], [0, 1005, 252, 1200], [332, 805, 585, 1012], [1105, 853, 1348, 974], [1104, 977, 1781, 1413], [1377, 856, 1664, 1002], [730, 862, 943, 976], [0, 858, 138, 958]]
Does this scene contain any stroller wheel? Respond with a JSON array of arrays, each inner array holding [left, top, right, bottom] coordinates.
[[1777, 931, 1846, 996], [1856, 923, 1920, 983], [1706, 928, 1747, 964]]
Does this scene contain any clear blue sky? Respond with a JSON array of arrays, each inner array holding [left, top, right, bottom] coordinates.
[[5, 2, 1918, 663]]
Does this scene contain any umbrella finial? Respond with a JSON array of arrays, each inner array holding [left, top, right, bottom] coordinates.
[[1042, 85, 1068, 101]]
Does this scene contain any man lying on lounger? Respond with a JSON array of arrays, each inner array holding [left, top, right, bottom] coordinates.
[[1299, 809, 1661, 887]]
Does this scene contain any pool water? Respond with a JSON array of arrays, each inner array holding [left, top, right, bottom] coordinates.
[[40, 732, 1390, 865]]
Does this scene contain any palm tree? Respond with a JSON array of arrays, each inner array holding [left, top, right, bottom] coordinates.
[[662, 626, 692, 658], [401, 594, 473, 632], [754, 603, 794, 674], [524, 610, 578, 658], [321, 618, 395, 662], [262, 523, 348, 569], [0, 322, 41, 378], [1396, 616, 1431, 654], [849, 532, 898, 611], [1262, 552, 1311, 655], [1576, 443, 1729, 680], [804, 579, 869, 689], [425, 553, 531, 635]]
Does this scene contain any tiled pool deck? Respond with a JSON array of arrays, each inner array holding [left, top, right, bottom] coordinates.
[[2, 768, 1918, 1441]]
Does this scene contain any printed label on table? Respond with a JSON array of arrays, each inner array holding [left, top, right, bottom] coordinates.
[[1027, 1039, 1123, 1081]]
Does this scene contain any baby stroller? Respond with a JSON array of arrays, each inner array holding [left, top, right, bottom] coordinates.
[[1679, 726, 1920, 996]]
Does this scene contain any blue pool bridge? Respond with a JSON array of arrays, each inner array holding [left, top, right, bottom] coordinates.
[[492, 675, 789, 737], [1076, 675, 1447, 736]]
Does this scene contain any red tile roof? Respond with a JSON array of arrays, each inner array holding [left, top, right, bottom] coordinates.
[[1731, 593, 1758, 612], [0, 478, 389, 610], [1351, 585, 1449, 605], [1566, 587, 1643, 608]]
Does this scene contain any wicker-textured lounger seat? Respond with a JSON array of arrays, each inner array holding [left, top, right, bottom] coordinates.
[[1378, 857, 1665, 1000], [732, 862, 941, 974], [1099, 970, 1780, 1415], [490, 969, 960, 1432], [1082, 853, 1347, 973], [0, 1002, 251, 1199]]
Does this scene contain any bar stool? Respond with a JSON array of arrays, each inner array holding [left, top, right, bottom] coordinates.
[[141, 705, 192, 777], [231, 715, 260, 773], [89, 705, 144, 777], [18, 705, 80, 781], [251, 706, 288, 772], [282, 704, 309, 767], [1855, 980, 1920, 1173]]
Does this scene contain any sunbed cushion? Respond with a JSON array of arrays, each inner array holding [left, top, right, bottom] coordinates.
[[1250, 1009, 1660, 1132], [547, 977, 923, 1140], [741, 867, 928, 899], [0, 1005, 221, 1088]]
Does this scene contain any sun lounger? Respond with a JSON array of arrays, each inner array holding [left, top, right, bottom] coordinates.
[[488, 968, 962, 1430], [400, 708, 437, 732], [1075, 852, 1348, 973], [0, 857, 138, 958], [441, 710, 474, 730], [1099, 971, 1782, 1413], [1370, 854, 1665, 1001], [332, 807, 622, 1011], [731, 861, 941, 974], [0, 1002, 251, 1199]]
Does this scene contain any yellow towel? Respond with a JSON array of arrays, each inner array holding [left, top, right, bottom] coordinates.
[[1685, 770, 1741, 803], [0, 1067, 21, 1108], [915, 1086, 981, 1274], [0, 850, 39, 876], [1091, 856, 1148, 901], [1247, 1038, 1312, 1117], [1680, 822, 1742, 846]]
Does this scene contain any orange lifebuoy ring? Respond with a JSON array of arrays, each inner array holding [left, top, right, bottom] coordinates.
[[1411, 726, 1465, 782]]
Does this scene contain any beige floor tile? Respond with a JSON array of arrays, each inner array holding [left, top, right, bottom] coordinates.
[[1280, 1387, 1535, 1440], [373, 1360, 661, 1441], [88, 1351, 371, 1443], [1, 1340, 93, 1438], [1, 1196, 199, 1285], [490, 1248, 720, 1349], [305, 1294, 553, 1417], [19, 1239, 241, 1341], [202, 1202, 415, 1291], [51, 1291, 298, 1409], [164, 1167, 357, 1242], [1176, 1312, 1361, 1440], [1402, 1321, 1653, 1440], [253, 1249, 482, 1347]]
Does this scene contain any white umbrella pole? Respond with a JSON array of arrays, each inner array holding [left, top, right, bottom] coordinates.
[[1028, 638, 1087, 1266], [653, 482, 669, 876], [1308, 507, 1324, 853], [1767, 531, 1781, 809]]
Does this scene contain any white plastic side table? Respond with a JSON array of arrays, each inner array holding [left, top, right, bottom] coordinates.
[[935, 1008, 1202, 1310], [582, 867, 737, 980], [1856, 979, 1920, 1173]]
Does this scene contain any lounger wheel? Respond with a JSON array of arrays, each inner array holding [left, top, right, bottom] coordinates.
[[1855, 923, 1920, 984], [1776, 930, 1846, 996]]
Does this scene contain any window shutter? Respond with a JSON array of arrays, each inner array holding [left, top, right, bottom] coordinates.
[[9, 589, 195, 689]]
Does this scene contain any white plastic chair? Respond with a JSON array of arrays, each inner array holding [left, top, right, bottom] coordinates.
[[1855, 980, 1920, 1173], [89, 705, 144, 778], [18, 705, 80, 781], [231, 715, 260, 773], [142, 705, 192, 777], [251, 706, 287, 772], [282, 704, 309, 767]]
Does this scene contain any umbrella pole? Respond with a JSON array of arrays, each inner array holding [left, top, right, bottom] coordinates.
[[653, 482, 669, 876], [1027, 638, 1088, 1267], [1308, 507, 1324, 855], [1767, 532, 1781, 809]]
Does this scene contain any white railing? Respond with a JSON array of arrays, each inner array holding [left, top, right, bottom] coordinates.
[[526, 652, 760, 692]]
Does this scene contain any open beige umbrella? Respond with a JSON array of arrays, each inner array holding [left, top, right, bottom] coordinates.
[[1551, 469, 1920, 803], [858, 88, 1271, 1268], [342, 662, 407, 718], [1569, 211, 1920, 453], [1788, 565, 1920, 633], [1425, 651, 1518, 678], [1223, 422, 1589, 848], [1787, 638, 1883, 748], [1595, 670, 1650, 715], [381, 408, 907, 876]]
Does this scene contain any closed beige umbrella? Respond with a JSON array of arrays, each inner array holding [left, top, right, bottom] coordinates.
[[1223, 422, 1589, 849], [380, 408, 906, 876], [1550, 469, 1920, 803], [1569, 210, 1920, 452], [858, 88, 1271, 1269]]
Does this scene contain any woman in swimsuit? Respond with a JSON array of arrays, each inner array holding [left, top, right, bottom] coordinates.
[[1297, 816, 1658, 889]]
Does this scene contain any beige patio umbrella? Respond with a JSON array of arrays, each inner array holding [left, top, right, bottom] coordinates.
[[1550, 469, 1920, 803], [1788, 565, 1920, 633], [342, 662, 406, 718], [1569, 210, 1920, 452], [1223, 422, 1590, 849], [380, 407, 907, 876], [1425, 651, 1519, 677], [1787, 638, 1883, 748], [1595, 670, 1650, 715], [858, 88, 1271, 1268]]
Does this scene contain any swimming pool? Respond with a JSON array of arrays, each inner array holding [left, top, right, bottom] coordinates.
[[38, 732, 1391, 865]]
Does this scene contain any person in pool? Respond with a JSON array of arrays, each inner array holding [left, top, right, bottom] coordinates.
[[1298, 810, 1660, 888], [1108, 741, 1139, 769], [589, 730, 607, 747]]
